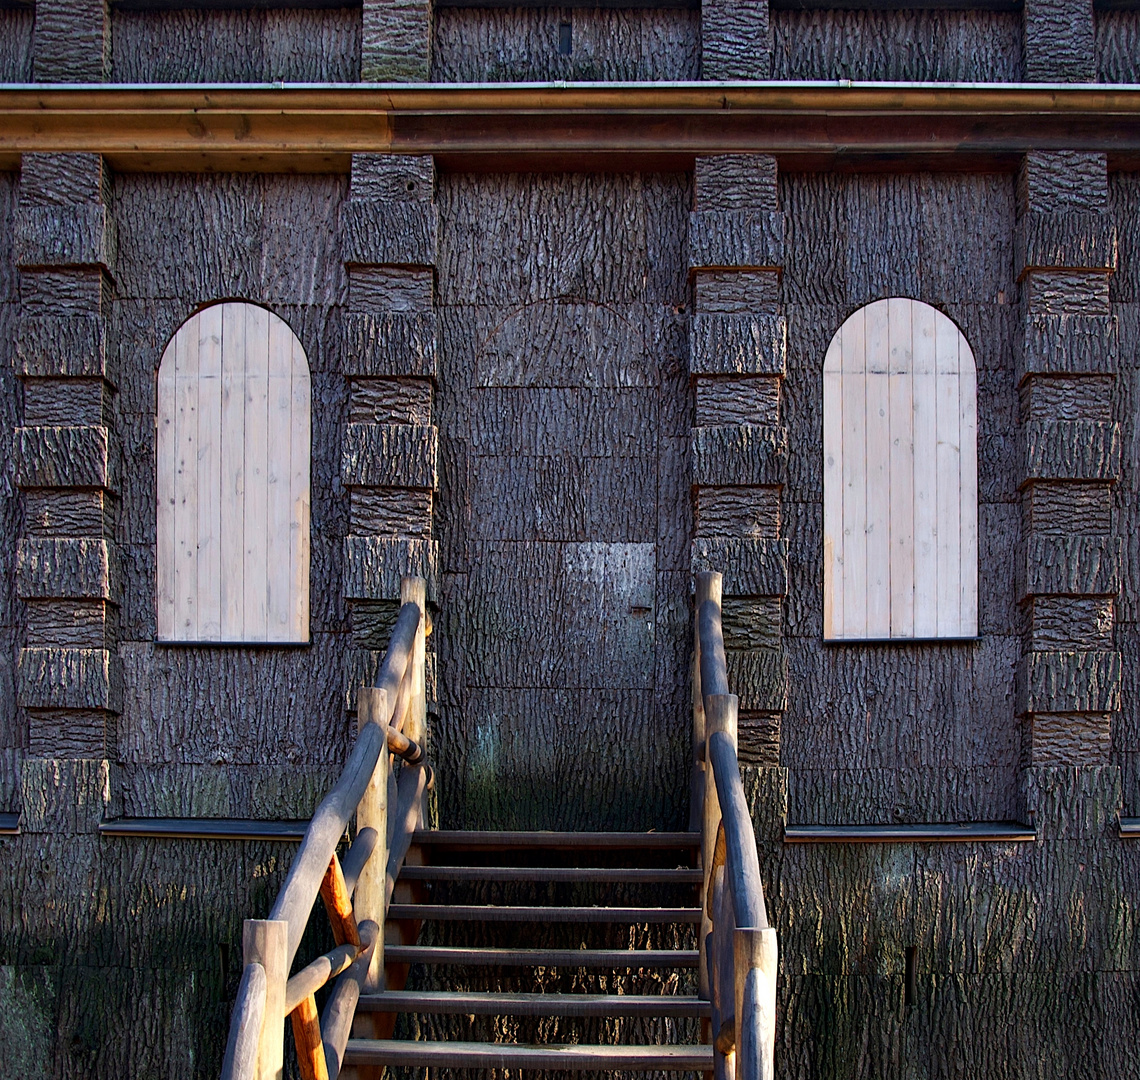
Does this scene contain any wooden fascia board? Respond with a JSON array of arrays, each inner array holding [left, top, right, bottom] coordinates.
[[3, 82, 1140, 171]]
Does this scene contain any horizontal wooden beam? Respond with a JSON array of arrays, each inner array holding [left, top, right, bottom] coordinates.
[[3, 83, 1140, 172], [785, 822, 1037, 843], [99, 817, 310, 840]]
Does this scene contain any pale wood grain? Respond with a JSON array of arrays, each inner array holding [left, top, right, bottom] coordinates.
[[243, 303, 271, 641], [911, 301, 939, 638], [173, 310, 200, 640], [220, 302, 248, 640], [155, 335, 178, 640], [196, 303, 223, 640], [156, 302, 311, 643], [887, 297, 914, 637], [863, 299, 891, 638], [823, 298, 977, 640]]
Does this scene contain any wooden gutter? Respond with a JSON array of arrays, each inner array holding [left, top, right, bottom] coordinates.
[[3, 82, 1140, 172]]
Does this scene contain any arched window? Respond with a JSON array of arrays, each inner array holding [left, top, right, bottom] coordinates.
[[823, 298, 977, 641], [156, 302, 311, 643]]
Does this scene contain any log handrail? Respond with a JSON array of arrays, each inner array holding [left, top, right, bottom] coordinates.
[[221, 575, 433, 1080], [692, 570, 777, 1080]]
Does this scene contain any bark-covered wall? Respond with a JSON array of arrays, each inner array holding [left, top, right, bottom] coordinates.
[[1098, 13, 1140, 84], [113, 172, 355, 805], [110, 7, 361, 83], [0, 8, 34, 82], [780, 171, 1022, 825], [0, 175, 22, 821], [432, 172, 693, 830], [432, 7, 699, 81], [771, 10, 1023, 81], [1111, 171, 1140, 815]]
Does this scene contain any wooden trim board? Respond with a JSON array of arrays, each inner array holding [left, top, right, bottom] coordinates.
[[785, 822, 1037, 843], [3, 84, 1140, 172], [99, 818, 311, 840]]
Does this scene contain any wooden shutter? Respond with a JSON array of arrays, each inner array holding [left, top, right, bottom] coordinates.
[[823, 298, 977, 641], [156, 302, 311, 643]]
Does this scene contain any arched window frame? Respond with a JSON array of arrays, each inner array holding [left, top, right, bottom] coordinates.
[[823, 298, 978, 642], [156, 301, 311, 644]]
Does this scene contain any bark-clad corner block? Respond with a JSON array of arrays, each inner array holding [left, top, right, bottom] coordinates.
[[32, 0, 111, 84], [1023, 420, 1120, 482], [689, 314, 786, 376], [362, 0, 431, 82], [694, 156, 778, 212], [725, 648, 788, 712], [341, 201, 437, 267], [14, 205, 116, 272], [17, 538, 114, 601], [1020, 152, 1108, 213], [700, 0, 772, 80], [1016, 212, 1116, 276], [342, 423, 439, 489], [1023, 712, 1112, 766], [343, 537, 438, 601], [1023, 271, 1110, 317], [16, 425, 112, 491], [691, 537, 789, 597], [343, 313, 437, 378], [1022, 535, 1121, 598], [19, 757, 119, 835], [689, 210, 785, 270], [1023, 0, 1096, 83], [1017, 314, 1116, 378], [1021, 764, 1121, 839], [17, 648, 120, 712], [691, 424, 787, 487], [350, 154, 435, 202], [1019, 650, 1121, 714]]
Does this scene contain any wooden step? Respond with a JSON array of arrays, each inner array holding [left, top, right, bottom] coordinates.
[[398, 865, 703, 884], [357, 990, 710, 1018], [384, 945, 699, 968], [343, 1040, 714, 1070], [411, 830, 700, 850], [387, 904, 701, 923]]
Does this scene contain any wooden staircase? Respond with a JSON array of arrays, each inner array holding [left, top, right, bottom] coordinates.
[[344, 830, 714, 1073], [220, 573, 776, 1080]]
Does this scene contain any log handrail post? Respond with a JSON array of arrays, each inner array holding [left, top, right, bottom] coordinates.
[[400, 575, 427, 747], [353, 687, 389, 1012], [701, 692, 737, 1003], [243, 918, 288, 1080], [692, 571, 722, 833], [733, 927, 778, 1080]]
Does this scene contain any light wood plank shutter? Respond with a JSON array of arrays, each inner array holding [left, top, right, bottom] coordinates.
[[156, 302, 311, 643], [823, 298, 977, 641]]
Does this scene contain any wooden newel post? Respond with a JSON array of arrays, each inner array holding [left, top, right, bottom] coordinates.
[[701, 692, 737, 1003], [733, 926, 778, 1080], [400, 576, 427, 747], [354, 686, 389, 999], [692, 571, 723, 833], [243, 918, 288, 1080]]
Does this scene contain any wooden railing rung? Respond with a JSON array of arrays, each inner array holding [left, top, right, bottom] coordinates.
[[291, 993, 329, 1080], [219, 575, 430, 1080], [319, 852, 360, 949], [285, 942, 361, 1015], [692, 570, 776, 1080]]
